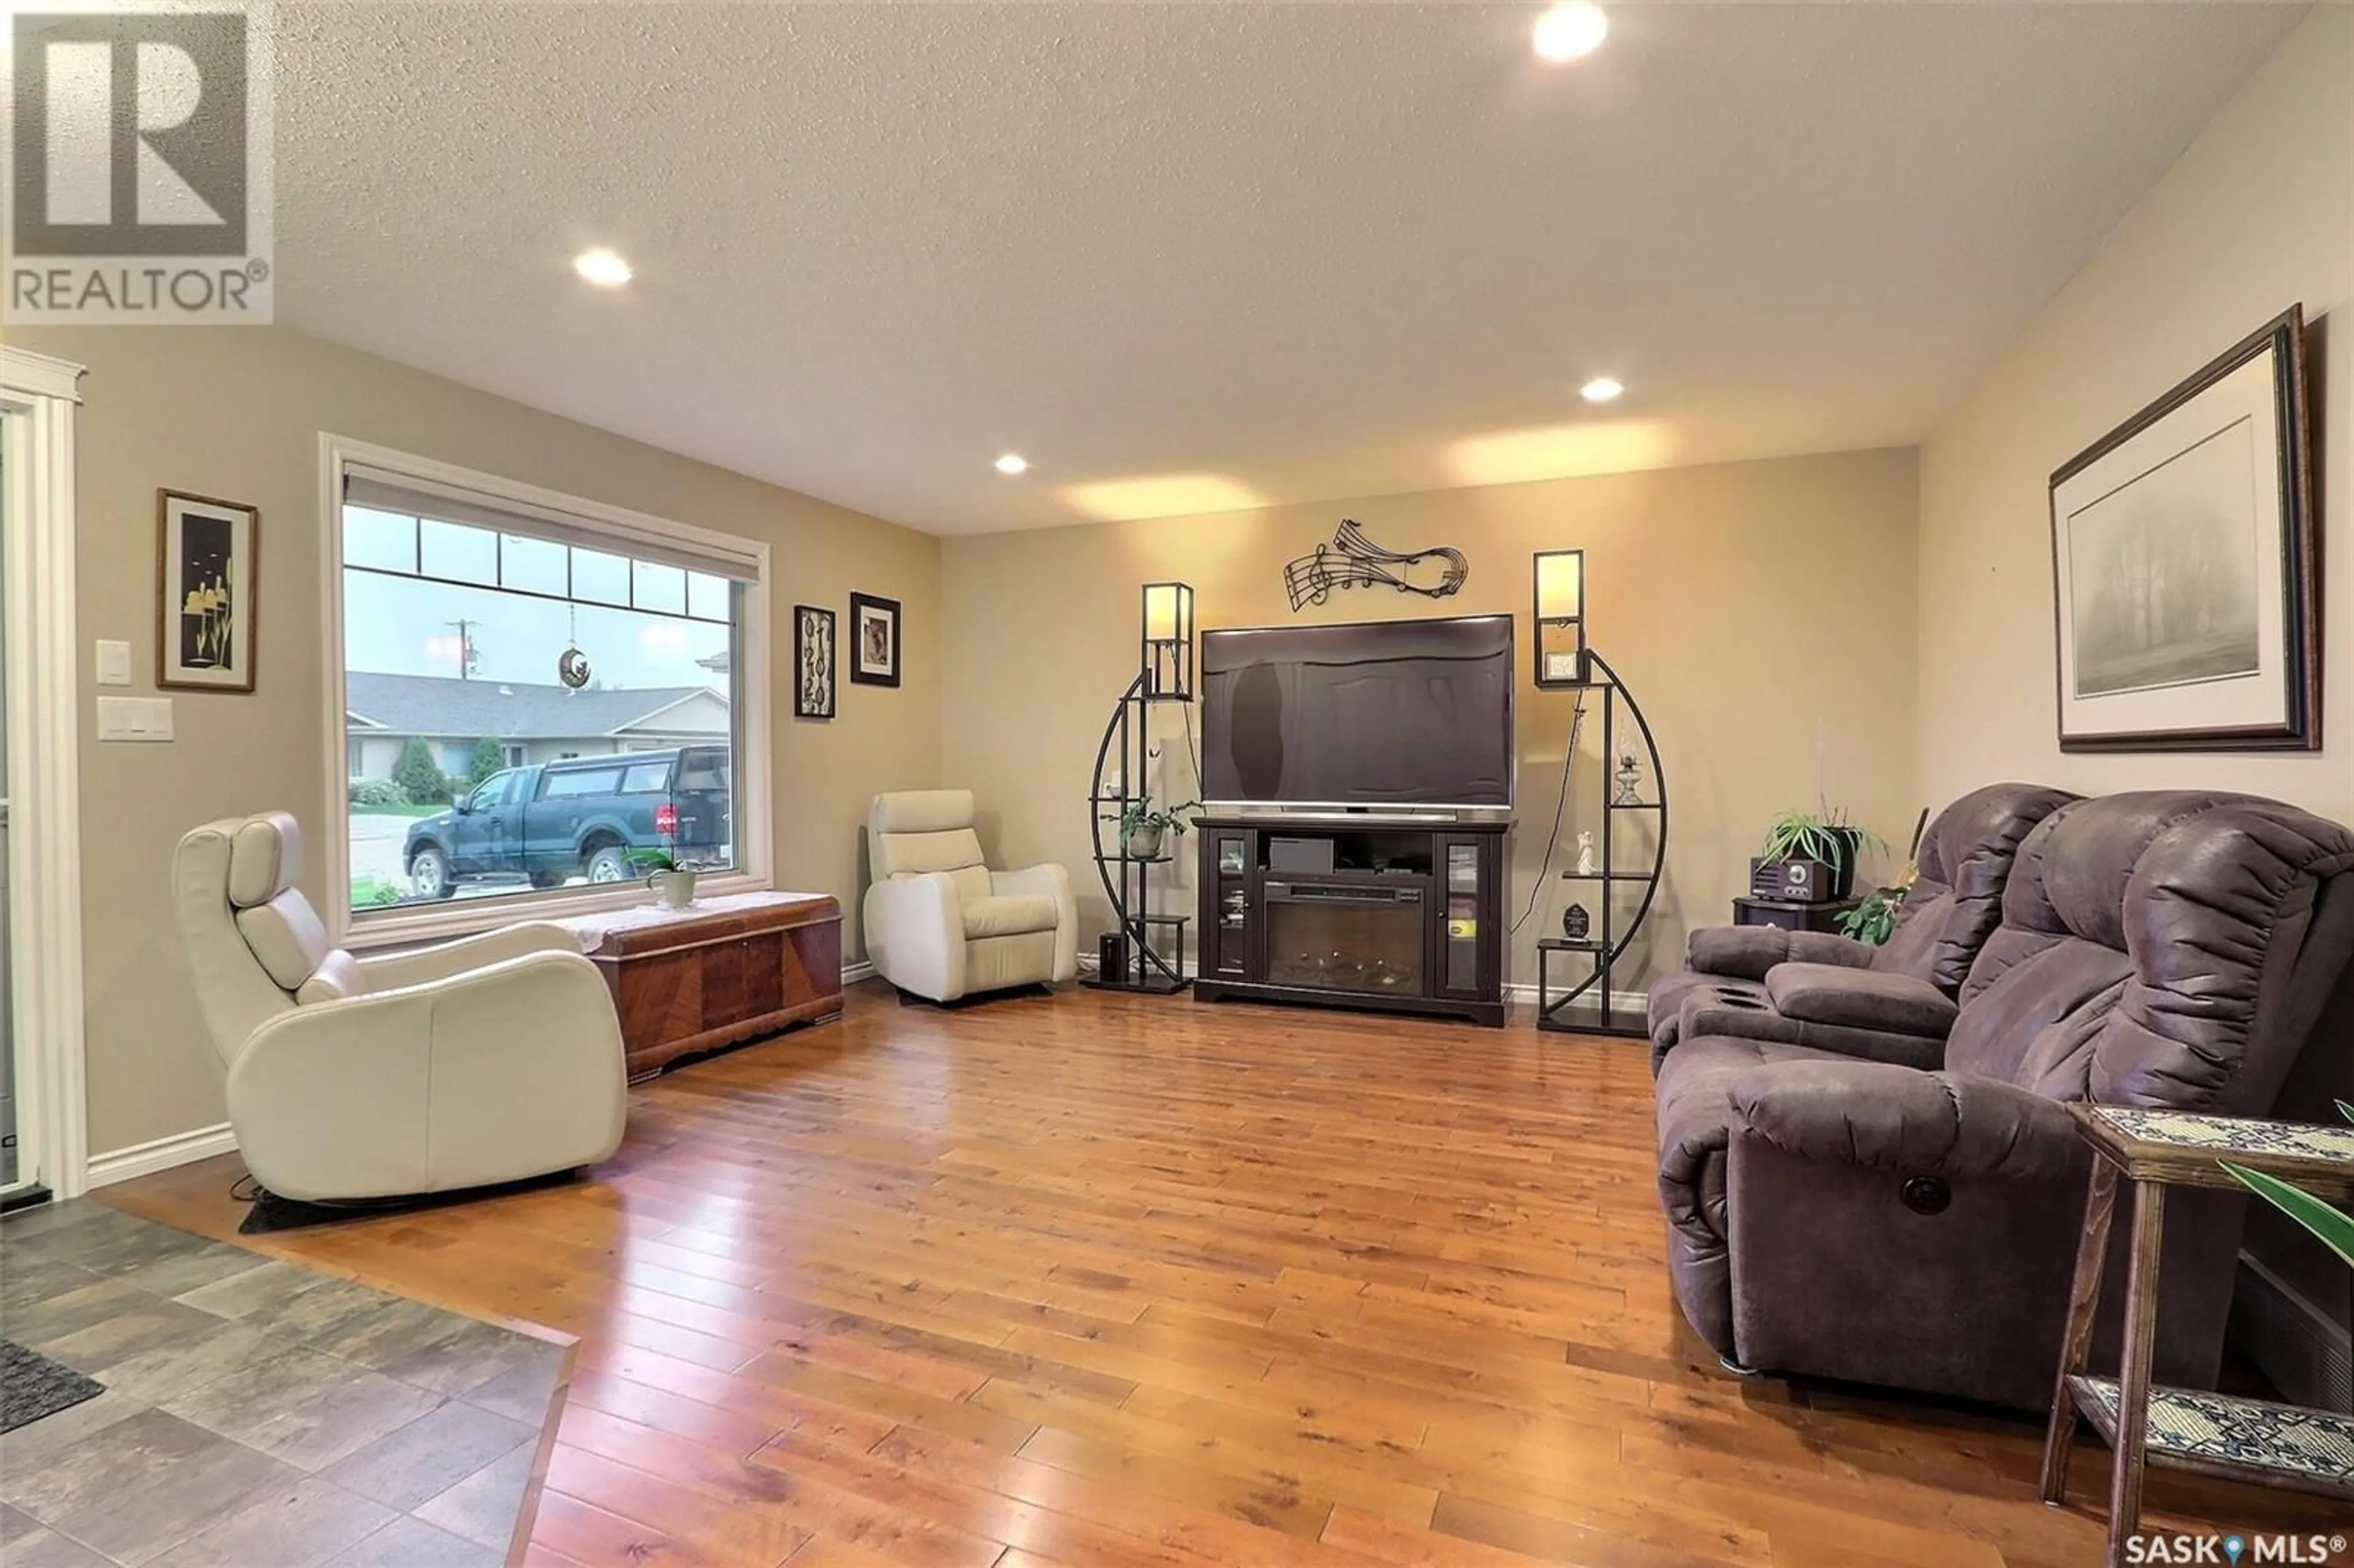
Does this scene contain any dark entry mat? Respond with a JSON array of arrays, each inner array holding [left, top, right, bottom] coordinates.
[[0, 1339, 104, 1433]]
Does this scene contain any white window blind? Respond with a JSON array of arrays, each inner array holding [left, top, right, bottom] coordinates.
[[342, 463, 761, 582]]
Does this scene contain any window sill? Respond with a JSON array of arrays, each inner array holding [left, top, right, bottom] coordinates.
[[340, 870, 772, 952]]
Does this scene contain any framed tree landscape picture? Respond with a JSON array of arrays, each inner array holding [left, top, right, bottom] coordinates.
[[794, 604, 837, 718], [849, 592, 902, 688], [2050, 306, 2316, 752], [157, 490, 260, 692]]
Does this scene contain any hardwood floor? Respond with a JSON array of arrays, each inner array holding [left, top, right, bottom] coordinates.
[[103, 984, 2345, 1568]]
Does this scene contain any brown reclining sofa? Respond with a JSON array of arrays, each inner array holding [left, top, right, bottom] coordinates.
[[1654, 790, 2354, 1408]]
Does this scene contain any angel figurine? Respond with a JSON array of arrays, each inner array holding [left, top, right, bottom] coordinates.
[[1575, 830, 1596, 875]]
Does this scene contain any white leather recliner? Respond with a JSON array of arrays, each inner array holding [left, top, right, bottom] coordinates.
[[863, 790, 1078, 1003], [173, 812, 628, 1203]]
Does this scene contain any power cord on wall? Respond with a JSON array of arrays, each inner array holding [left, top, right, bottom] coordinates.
[[1181, 699, 1203, 801], [1131, 699, 1204, 809], [1510, 691, 1588, 935]]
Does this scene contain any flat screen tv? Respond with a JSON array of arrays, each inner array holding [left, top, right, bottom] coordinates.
[[1198, 614, 1513, 810]]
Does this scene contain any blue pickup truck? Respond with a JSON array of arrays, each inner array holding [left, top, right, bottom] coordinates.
[[402, 745, 732, 899]]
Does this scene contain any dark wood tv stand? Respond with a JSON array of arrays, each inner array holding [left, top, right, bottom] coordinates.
[[1192, 815, 1508, 1027]]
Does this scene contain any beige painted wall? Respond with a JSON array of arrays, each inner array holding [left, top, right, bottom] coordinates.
[[9, 324, 940, 1155], [941, 447, 1920, 997], [1918, 6, 2354, 809]]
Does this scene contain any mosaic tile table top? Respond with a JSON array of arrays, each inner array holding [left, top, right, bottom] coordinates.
[[0, 1199, 573, 1567], [2074, 1104, 2354, 1199], [2087, 1106, 2354, 1163]]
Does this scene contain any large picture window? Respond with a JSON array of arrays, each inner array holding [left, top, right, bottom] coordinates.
[[329, 446, 767, 928]]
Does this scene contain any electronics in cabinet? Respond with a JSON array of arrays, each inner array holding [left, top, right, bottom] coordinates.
[[1268, 836, 1337, 875]]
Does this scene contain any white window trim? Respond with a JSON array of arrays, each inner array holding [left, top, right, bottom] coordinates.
[[318, 433, 773, 950], [2, 346, 89, 1199]]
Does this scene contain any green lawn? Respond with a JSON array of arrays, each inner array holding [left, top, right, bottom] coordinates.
[[348, 802, 447, 818]]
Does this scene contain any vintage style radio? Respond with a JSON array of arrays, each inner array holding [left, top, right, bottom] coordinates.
[[1750, 857, 1834, 901]]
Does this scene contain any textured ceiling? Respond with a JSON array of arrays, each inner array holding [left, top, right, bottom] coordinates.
[[275, 2, 2307, 534]]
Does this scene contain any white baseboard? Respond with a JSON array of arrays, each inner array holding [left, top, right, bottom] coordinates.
[[842, 959, 875, 985], [1504, 981, 1649, 1016], [87, 1122, 239, 1188]]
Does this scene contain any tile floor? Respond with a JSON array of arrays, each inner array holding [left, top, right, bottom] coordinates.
[[0, 1200, 569, 1567]]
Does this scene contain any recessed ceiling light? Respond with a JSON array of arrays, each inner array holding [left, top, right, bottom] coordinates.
[[1533, 2, 1608, 63], [994, 454, 1030, 476], [573, 248, 632, 288], [1580, 376, 1625, 403]]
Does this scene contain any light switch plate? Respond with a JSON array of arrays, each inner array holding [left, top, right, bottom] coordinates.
[[96, 695, 173, 742], [94, 639, 132, 687]]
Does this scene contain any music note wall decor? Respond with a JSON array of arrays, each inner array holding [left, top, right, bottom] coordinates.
[[1282, 520, 1469, 612]]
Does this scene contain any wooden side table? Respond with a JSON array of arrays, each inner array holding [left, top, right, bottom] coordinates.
[[558, 891, 844, 1080], [2040, 1105, 2354, 1565]]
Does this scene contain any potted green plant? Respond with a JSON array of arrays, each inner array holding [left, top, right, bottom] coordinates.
[[1836, 885, 1907, 945], [1106, 793, 1198, 860], [1755, 809, 1842, 902], [1758, 808, 1886, 901], [1824, 806, 1887, 900], [627, 848, 698, 910]]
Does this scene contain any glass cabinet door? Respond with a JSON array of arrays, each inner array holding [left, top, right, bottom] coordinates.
[[1436, 835, 1486, 998], [1209, 832, 1252, 976]]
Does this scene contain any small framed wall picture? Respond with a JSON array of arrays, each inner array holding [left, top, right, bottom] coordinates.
[[157, 490, 259, 692], [848, 592, 902, 688], [793, 604, 837, 718]]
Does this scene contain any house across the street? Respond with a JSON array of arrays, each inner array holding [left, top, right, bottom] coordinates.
[[345, 672, 729, 782]]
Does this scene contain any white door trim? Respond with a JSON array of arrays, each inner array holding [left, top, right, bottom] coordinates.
[[1, 346, 88, 1200]]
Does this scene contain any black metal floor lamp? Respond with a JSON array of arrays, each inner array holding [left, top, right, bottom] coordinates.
[[1083, 582, 1195, 995], [1530, 550, 1667, 1036]]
